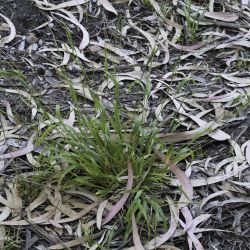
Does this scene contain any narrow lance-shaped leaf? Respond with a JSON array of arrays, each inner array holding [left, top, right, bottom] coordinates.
[[102, 161, 133, 225], [132, 213, 144, 250]]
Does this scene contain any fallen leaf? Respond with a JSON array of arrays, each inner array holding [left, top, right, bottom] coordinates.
[[0, 133, 35, 160], [0, 13, 16, 45], [99, 0, 118, 15], [204, 12, 239, 22], [96, 199, 109, 229], [132, 213, 144, 250], [49, 238, 87, 249], [200, 190, 229, 210], [0, 89, 37, 120], [53, 12, 89, 49], [145, 197, 179, 250], [102, 161, 133, 225], [34, 0, 89, 11], [221, 74, 250, 86]]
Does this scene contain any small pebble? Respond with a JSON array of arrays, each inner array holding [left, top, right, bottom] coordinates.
[[26, 34, 38, 44], [38, 39, 43, 46], [67, 63, 82, 72], [32, 43, 38, 51], [36, 66, 45, 75], [44, 70, 53, 77], [18, 40, 26, 51]]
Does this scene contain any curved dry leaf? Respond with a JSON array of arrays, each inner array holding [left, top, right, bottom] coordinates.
[[1, 100, 17, 124], [180, 206, 193, 231], [186, 114, 231, 141], [221, 197, 250, 206], [76, 5, 84, 22], [178, 218, 204, 250], [0, 128, 23, 143], [132, 213, 144, 250], [204, 12, 239, 22], [35, 0, 89, 10], [90, 40, 136, 64], [96, 199, 109, 230], [26, 192, 48, 212], [185, 162, 249, 187], [229, 139, 244, 159], [154, 149, 194, 246], [155, 99, 171, 122], [65, 189, 99, 202], [147, 0, 163, 17], [0, 195, 9, 207], [31, 15, 53, 31], [0, 89, 37, 120], [53, 12, 89, 49], [99, 0, 118, 15], [233, 40, 250, 48], [127, 11, 156, 52], [102, 161, 133, 225], [0, 133, 35, 160], [241, 0, 250, 5], [45, 188, 78, 218], [0, 220, 29, 226], [49, 238, 87, 249], [183, 214, 212, 250], [169, 164, 193, 208], [0, 13, 16, 45], [162, 71, 185, 80], [168, 40, 203, 52], [159, 41, 169, 64], [29, 208, 56, 224], [0, 207, 11, 222], [39, 45, 90, 63], [145, 197, 179, 250], [200, 190, 229, 210], [173, 227, 232, 238], [229, 180, 250, 188], [48, 202, 99, 224], [89, 45, 121, 64], [244, 140, 250, 165], [192, 214, 212, 228], [221, 74, 250, 86], [7, 182, 22, 216], [0, 161, 5, 172], [156, 122, 221, 143], [102, 71, 148, 90], [0, 225, 5, 249], [89, 231, 106, 250], [0, 207, 56, 226], [61, 51, 71, 66]]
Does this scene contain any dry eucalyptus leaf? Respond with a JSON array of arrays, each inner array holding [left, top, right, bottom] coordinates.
[[204, 12, 239, 22], [0, 13, 16, 45], [132, 213, 144, 250], [99, 0, 118, 15], [34, 0, 89, 10]]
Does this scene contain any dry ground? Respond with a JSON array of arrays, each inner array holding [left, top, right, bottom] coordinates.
[[0, 0, 250, 249]]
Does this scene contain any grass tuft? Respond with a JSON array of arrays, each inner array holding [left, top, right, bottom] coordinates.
[[33, 71, 195, 244]]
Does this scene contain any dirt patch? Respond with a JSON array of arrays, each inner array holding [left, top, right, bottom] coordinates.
[[1, 0, 45, 35]]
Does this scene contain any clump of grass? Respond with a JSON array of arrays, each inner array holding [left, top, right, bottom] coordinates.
[[35, 71, 194, 244]]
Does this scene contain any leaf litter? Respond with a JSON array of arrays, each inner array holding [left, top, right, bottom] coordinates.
[[0, 0, 250, 249]]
